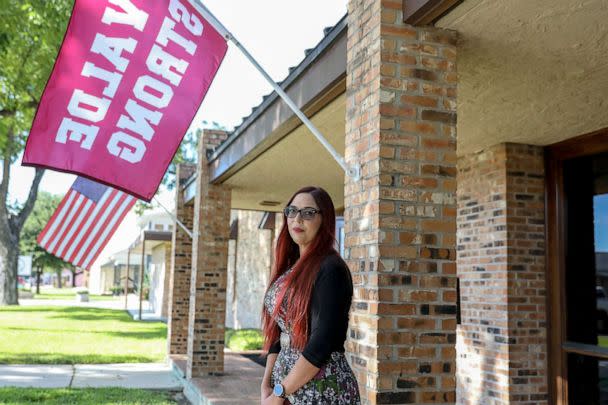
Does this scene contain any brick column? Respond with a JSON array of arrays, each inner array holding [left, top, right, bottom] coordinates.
[[186, 130, 231, 378], [456, 143, 548, 404], [345, 1, 458, 403], [167, 163, 196, 355]]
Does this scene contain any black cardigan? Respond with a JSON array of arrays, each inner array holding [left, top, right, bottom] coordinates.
[[268, 254, 353, 368]]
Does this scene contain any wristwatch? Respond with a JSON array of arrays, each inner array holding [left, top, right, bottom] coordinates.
[[273, 383, 287, 398]]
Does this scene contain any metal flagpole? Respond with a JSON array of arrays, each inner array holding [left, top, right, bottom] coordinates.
[[153, 197, 193, 239], [189, 0, 360, 181]]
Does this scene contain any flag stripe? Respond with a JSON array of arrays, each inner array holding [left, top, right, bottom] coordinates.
[[54, 199, 93, 258], [72, 190, 123, 266], [63, 188, 114, 263], [42, 192, 80, 250], [81, 195, 135, 268], [37, 189, 73, 245], [38, 177, 137, 270], [39, 190, 77, 247], [48, 194, 86, 255]]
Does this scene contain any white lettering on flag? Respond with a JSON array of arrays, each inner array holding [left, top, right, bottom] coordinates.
[[23, 0, 228, 201]]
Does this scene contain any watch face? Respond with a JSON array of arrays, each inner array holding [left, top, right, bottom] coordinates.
[[273, 383, 284, 397]]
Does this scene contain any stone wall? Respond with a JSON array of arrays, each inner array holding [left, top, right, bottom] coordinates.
[[225, 210, 273, 329], [148, 242, 172, 319]]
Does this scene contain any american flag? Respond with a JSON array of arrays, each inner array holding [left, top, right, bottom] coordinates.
[[38, 177, 136, 269]]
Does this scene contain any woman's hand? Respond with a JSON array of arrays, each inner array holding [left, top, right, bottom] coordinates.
[[260, 383, 273, 404], [261, 393, 284, 405]]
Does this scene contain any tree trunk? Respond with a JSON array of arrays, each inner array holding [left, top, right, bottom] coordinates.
[[56, 268, 62, 289], [0, 237, 20, 305], [36, 267, 41, 294]]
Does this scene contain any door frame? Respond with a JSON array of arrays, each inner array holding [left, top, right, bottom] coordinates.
[[546, 127, 608, 404]]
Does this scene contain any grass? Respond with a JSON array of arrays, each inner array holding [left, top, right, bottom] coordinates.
[[0, 387, 179, 405], [225, 328, 263, 351], [32, 287, 117, 301], [0, 306, 167, 364]]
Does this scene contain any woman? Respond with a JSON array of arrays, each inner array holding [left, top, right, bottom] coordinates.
[[260, 186, 361, 405]]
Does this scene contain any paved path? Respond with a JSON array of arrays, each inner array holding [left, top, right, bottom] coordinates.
[[1, 295, 178, 392], [0, 363, 182, 390]]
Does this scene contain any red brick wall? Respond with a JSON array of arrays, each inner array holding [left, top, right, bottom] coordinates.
[[457, 143, 548, 404], [345, 1, 458, 403], [186, 130, 231, 377], [167, 163, 196, 355]]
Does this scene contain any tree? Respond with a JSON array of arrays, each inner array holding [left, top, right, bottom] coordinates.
[[134, 121, 228, 216], [0, 0, 72, 304], [20, 191, 74, 293]]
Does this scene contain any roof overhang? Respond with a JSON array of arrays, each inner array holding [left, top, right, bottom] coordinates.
[[436, 0, 608, 155], [403, 0, 465, 25], [182, 16, 348, 209], [207, 16, 347, 184], [129, 230, 172, 255]]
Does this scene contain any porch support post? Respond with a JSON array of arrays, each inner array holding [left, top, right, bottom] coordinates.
[[186, 130, 231, 378], [167, 163, 197, 355], [456, 144, 548, 404], [344, 1, 458, 403]]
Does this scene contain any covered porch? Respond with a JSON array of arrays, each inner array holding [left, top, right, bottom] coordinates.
[[163, 0, 608, 404]]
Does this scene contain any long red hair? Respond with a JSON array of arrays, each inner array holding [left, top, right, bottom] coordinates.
[[262, 186, 337, 352]]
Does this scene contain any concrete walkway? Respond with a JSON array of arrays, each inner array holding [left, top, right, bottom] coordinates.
[[171, 353, 264, 405], [0, 363, 183, 390]]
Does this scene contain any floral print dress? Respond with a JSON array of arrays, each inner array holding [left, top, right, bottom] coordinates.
[[264, 268, 361, 405]]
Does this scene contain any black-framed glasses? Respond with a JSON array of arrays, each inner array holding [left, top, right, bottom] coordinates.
[[283, 206, 321, 220]]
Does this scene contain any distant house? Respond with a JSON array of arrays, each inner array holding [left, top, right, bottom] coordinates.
[[98, 250, 142, 295], [89, 209, 172, 307]]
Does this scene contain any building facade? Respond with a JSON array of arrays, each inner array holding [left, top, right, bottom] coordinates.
[[165, 1, 608, 404]]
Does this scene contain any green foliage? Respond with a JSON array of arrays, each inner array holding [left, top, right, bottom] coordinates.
[[0, 387, 179, 405], [0, 0, 72, 156], [0, 306, 167, 364], [225, 328, 264, 351], [20, 191, 72, 272]]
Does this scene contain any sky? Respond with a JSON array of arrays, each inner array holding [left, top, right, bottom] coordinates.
[[7, 0, 348, 270], [595, 194, 608, 252]]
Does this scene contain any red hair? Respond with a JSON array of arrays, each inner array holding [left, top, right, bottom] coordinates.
[[262, 186, 337, 352]]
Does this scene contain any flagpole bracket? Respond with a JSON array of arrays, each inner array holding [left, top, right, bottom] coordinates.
[[347, 164, 361, 182]]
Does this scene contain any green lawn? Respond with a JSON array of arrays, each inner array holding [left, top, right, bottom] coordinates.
[[31, 287, 118, 301], [225, 328, 263, 351], [0, 306, 167, 364], [0, 387, 179, 405]]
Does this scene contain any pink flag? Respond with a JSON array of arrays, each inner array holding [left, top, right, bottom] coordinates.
[[38, 177, 136, 269], [23, 0, 227, 201]]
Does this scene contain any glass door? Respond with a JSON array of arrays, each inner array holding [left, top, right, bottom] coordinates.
[[561, 152, 608, 404]]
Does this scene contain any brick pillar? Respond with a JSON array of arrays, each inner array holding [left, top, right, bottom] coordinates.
[[345, 1, 458, 403], [167, 163, 196, 355], [186, 130, 231, 378], [456, 143, 548, 404]]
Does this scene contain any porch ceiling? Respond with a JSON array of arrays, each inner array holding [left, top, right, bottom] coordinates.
[[437, 0, 608, 155], [225, 94, 346, 212]]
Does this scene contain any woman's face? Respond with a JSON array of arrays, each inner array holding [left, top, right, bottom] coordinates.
[[286, 193, 322, 253]]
